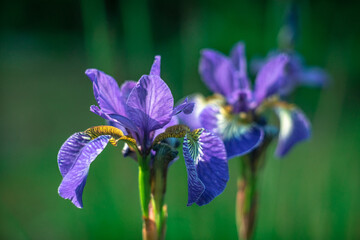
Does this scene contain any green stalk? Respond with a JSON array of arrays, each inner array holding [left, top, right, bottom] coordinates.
[[150, 143, 176, 240], [137, 153, 157, 240], [151, 168, 167, 239], [138, 153, 151, 218], [236, 156, 258, 240]]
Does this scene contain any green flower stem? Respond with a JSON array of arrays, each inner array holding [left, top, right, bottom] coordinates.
[[151, 167, 167, 239], [138, 153, 151, 218], [137, 153, 158, 240], [236, 155, 258, 240]]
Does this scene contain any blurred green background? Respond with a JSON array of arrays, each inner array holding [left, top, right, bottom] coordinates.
[[1, 0, 359, 239]]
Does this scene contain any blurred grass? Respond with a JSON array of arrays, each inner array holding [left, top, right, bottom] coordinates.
[[1, 0, 360, 239]]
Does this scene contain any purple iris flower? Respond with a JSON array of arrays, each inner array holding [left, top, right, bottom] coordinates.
[[250, 3, 329, 96], [179, 42, 311, 159], [57, 56, 229, 208]]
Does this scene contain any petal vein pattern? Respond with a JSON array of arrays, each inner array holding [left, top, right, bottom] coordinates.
[[183, 130, 229, 206], [86, 69, 123, 115], [126, 75, 174, 133], [58, 135, 110, 208]]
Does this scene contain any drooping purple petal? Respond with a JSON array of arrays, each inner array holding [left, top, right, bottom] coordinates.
[[58, 132, 92, 177], [172, 98, 195, 116], [254, 54, 290, 104], [230, 42, 250, 90], [222, 126, 264, 159], [126, 74, 174, 133], [58, 135, 110, 208], [183, 136, 205, 205], [200, 105, 264, 158], [85, 69, 124, 115], [199, 49, 238, 98], [150, 55, 161, 76], [183, 130, 228, 206], [275, 107, 311, 157]]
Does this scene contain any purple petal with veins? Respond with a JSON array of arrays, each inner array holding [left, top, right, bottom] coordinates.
[[183, 130, 228, 206], [58, 135, 110, 208]]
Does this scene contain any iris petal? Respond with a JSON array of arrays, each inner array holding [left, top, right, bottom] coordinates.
[[183, 129, 228, 206], [172, 97, 195, 116], [183, 135, 205, 205], [230, 42, 250, 90], [254, 54, 289, 104], [199, 50, 238, 98], [120, 81, 136, 106], [275, 107, 311, 157], [58, 135, 110, 208], [178, 94, 208, 130], [90, 105, 138, 133], [222, 125, 264, 159], [126, 74, 174, 133], [150, 55, 161, 76], [200, 105, 264, 158], [58, 132, 92, 177], [85, 69, 124, 116]]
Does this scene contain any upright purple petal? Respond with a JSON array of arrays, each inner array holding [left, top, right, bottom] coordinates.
[[254, 54, 290, 104], [200, 105, 264, 158], [171, 98, 195, 116], [58, 135, 110, 208], [113, 81, 138, 134], [126, 74, 174, 133], [199, 49, 238, 98], [275, 107, 311, 157], [150, 55, 161, 76], [120, 81, 137, 106], [183, 130, 228, 206], [85, 69, 124, 115], [230, 42, 250, 90]]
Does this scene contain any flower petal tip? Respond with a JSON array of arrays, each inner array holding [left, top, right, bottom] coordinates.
[[150, 55, 161, 76], [85, 69, 98, 81]]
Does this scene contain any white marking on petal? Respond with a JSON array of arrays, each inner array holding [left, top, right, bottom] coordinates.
[[277, 108, 293, 140]]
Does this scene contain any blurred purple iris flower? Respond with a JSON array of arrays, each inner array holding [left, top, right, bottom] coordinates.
[[251, 51, 330, 96], [179, 42, 311, 159], [57, 56, 228, 208], [251, 3, 329, 96]]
